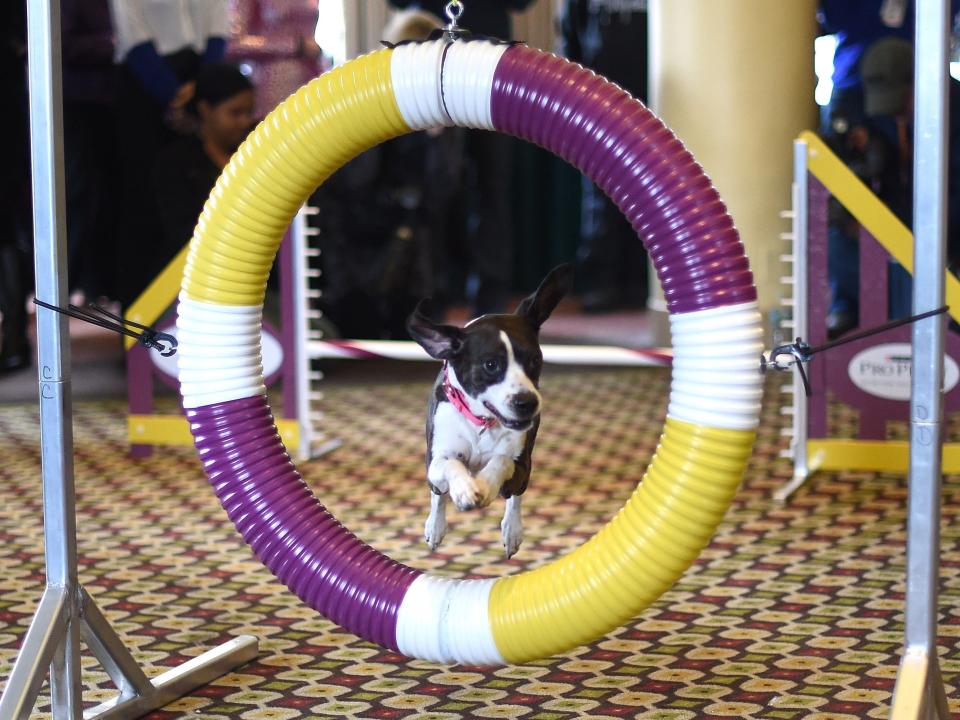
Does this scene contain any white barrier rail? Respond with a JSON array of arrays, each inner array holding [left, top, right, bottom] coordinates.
[[307, 340, 673, 367]]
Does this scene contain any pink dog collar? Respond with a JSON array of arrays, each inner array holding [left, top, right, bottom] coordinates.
[[443, 363, 497, 431]]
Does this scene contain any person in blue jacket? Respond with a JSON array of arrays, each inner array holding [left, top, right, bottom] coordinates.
[[818, 0, 913, 135], [818, 1, 959, 335], [819, 0, 913, 335]]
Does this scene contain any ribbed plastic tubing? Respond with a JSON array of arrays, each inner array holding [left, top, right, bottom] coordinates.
[[177, 41, 763, 665]]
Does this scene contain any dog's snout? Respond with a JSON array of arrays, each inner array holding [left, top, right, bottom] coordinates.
[[510, 392, 540, 417]]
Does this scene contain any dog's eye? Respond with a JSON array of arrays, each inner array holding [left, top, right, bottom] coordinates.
[[484, 358, 502, 374]]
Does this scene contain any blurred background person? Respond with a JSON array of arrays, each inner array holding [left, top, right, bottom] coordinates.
[[228, 0, 326, 121], [315, 9, 464, 339], [387, 0, 533, 315], [108, 0, 230, 307], [560, 0, 650, 313], [62, 0, 117, 304], [153, 64, 256, 253], [859, 36, 960, 319], [818, 0, 913, 137], [0, 0, 31, 374], [818, 1, 960, 334], [817, 0, 913, 335]]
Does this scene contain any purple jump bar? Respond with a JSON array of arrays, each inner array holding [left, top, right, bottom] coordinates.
[[491, 45, 755, 314], [186, 44, 757, 655]]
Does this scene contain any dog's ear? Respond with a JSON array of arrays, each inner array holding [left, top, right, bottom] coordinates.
[[515, 263, 574, 330], [407, 300, 464, 360]]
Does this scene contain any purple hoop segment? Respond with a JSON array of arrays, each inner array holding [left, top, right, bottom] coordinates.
[[181, 43, 756, 658], [492, 46, 754, 313], [186, 396, 418, 649]]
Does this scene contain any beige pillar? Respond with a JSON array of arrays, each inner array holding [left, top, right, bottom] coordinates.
[[649, 0, 818, 337], [514, 0, 560, 53]]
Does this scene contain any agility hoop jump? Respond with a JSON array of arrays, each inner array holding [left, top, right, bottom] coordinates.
[[177, 39, 763, 665]]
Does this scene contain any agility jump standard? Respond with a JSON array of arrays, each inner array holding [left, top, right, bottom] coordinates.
[[0, 2, 257, 718], [176, 36, 763, 665], [778, 131, 960, 495]]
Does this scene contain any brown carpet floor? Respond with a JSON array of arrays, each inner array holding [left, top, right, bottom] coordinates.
[[0, 366, 958, 719]]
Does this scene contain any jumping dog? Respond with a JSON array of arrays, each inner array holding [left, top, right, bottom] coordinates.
[[406, 265, 573, 558]]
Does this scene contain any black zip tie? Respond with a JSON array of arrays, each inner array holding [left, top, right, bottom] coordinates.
[[761, 305, 949, 396], [33, 299, 178, 357]]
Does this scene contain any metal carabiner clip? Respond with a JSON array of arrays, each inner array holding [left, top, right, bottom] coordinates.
[[760, 338, 812, 396]]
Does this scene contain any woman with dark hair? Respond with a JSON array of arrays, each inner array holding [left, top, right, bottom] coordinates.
[[110, 0, 230, 307], [153, 63, 255, 259]]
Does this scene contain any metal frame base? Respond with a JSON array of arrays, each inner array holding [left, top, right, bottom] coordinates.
[[773, 448, 825, 503], [891, 649, 950, 720], [772, 468, 811, 503], [0, 586, 258, 720], [83, 637, 258, 720]]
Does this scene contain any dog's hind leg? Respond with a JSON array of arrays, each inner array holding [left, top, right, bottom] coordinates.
[[501, 495, 523, 559], [424, 491, 448, 550]]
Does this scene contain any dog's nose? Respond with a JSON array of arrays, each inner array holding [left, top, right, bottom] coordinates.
[[510, 392, 540, 417]]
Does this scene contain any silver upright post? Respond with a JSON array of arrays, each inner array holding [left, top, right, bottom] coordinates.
[[890, 0, 951, 717], [27, 0, 73, 594], [0, 0, 83, 716], [0, 2, 257, 717]]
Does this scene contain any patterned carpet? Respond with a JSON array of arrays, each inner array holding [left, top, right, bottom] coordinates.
[[0, 365, 958, 719]]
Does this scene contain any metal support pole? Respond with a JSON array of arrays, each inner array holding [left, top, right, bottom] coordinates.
[[0, 1, 83, 715], [0, 2, 258, 717], [890, 0, 951, 717]]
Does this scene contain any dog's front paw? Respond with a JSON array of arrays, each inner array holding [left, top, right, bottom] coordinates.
[[424, 510, 447, 550], [501, 513, 523, 559], [450, 475, 488, 511]]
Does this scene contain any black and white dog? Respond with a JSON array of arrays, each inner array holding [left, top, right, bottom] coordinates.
[[406, 265, 573, 558]]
